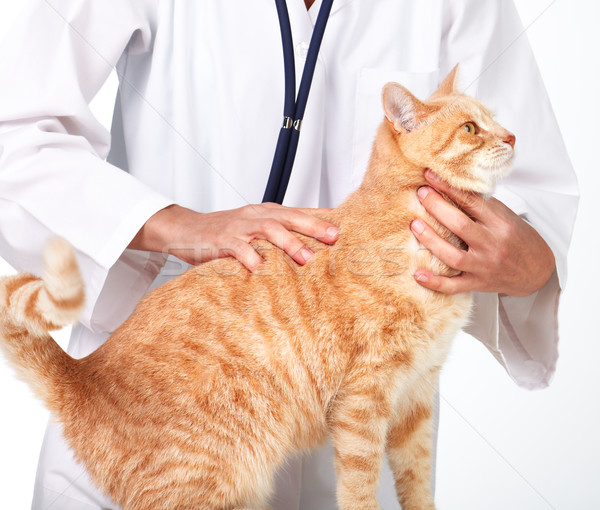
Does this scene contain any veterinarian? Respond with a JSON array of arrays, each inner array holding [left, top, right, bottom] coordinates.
[[0, 0, 578, 509]]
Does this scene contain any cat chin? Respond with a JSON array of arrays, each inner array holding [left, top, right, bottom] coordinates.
[[432, 158, 512, 196], [438, 172, 495, 196], [471, 160, 513, 195]]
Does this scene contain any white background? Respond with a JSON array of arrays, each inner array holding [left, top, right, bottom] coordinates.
[[0, 1, 598, 509]]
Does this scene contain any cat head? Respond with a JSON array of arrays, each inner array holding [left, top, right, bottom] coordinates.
[[382, 65, 515, 195]]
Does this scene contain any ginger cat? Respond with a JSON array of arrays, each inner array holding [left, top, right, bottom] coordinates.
[[0, 66, 514, 510]]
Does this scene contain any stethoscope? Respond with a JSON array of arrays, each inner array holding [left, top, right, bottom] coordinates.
[[262, 0, 334, 204]]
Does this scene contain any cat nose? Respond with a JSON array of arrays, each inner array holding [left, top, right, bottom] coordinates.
[[503, 133, 516, 148]]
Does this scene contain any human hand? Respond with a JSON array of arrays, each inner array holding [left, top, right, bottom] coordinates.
[[129, 203, 339, 272], [410, 170, 555, 297]]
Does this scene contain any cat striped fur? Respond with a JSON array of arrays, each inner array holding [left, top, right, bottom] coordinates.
[[0, 66, 514, 510], [0, 237, 84, 409]]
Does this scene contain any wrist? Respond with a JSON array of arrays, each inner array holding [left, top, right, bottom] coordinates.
[[128, 204, 183, 253]]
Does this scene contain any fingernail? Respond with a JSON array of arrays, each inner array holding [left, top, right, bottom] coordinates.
[[327, 226, 340, 240], [425, 169, 441, 182], [417, 187, 430, 200], [301, 247, 314, 262], [411, 219, 425, 235], [415, 272, 429, 283]]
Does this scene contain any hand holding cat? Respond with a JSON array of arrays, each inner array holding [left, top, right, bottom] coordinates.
[[128, 203, 339, 272], [411, 169, 555, 297]]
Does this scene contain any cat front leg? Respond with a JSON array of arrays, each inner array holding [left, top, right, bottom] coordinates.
[[385, 381, 437, 510], [328, 380, 393, 510]]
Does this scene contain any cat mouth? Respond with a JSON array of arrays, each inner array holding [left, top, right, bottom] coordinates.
[[472, 150, 514, 195], [481, 149, 514, 176]]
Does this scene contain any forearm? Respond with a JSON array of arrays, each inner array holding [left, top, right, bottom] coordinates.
[[128, 204, 183, 254]]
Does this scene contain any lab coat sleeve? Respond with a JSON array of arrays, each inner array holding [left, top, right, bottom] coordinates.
[[0, 0, 173, 333], [440, 0, 579, 389]]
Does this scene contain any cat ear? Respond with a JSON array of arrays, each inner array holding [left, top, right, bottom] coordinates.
[[431, 64, 460, 98], [382, 82, 425, 133]]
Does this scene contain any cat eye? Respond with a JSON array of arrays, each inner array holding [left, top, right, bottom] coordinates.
[[462, 122, 477, 134]]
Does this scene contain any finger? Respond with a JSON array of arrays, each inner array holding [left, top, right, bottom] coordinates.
[[413, 270, 475, 295], [221, 239, 264, 272], [410, 219, 472, 272], [254, 219, 315, 265], [261, 203, 333, 216], [416, 186, 482, 245], [296, 207, 334, 217], [424, 169, 493, 224], [265, 205, 339, 244]]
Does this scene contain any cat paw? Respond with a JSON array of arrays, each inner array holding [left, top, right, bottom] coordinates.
[[402, 499, 435, 510]]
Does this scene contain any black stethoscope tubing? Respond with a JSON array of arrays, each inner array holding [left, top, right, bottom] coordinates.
[[262, 0, 335, 204]]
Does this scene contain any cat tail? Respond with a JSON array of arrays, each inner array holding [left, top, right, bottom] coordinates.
[[0, 238, 84, 412]]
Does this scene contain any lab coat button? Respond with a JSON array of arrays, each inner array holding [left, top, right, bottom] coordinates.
[[296, 41, 309, 59]]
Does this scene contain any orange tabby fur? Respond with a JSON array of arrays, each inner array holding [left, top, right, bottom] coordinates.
[[0, 66, 514, 510]]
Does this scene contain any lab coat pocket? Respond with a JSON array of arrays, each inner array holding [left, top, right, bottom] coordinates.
[[351, 68, 439, 187]]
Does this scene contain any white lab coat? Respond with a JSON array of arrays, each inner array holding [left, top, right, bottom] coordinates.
[[0, 0, 578, 509]]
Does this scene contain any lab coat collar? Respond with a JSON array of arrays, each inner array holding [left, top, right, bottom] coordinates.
[[303, 0, 356, 25]]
